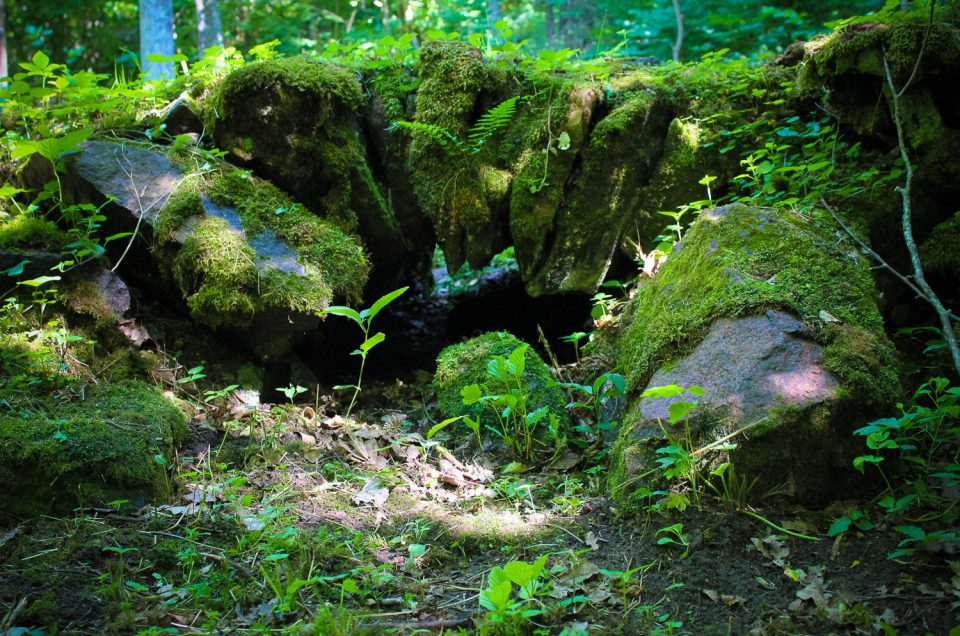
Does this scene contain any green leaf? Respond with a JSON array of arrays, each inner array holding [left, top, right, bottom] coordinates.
[[324, 305, 363, 324], [426, 415, 465, 439], [17, 275, 60, 287], [828, 517, 851, 537], [360, 331, 385, 352], [668, 401, 696, 424], [479, 580, 512, 612], [32, 51, 50, 70], [461, 384, 483, 405], [641, 384, 686, 399], [366, 286, 408, 321], [341, 578, 358, 594], [4, 260, 29, 276]]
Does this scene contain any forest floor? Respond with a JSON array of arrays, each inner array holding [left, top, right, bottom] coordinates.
[[0, 373, 957, 636]]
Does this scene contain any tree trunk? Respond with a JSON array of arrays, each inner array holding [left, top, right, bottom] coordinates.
[[545, 0, 555, 48], [488, 0, 502, 45], [0, 0, 7, 82], [140, 0, 175, 80], [671, 0, 684, 63], [557, 0, 594, 50], [195, 0, 224, 52]]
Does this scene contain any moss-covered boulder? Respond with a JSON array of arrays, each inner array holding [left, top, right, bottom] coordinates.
[[35, 140, 369, 358], [520, 90, 674, 296], [405, 40, 514, 273], [609, 204, 899, 505], [206, 56, 414, 287], [434, 331, 570, 459], [0, 381, 187, 521], [796, 18, 960, 297]]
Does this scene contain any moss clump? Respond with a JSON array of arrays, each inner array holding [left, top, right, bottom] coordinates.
[[204, 171, 368, 304], [0, 381, 187, 521], [434, 331, 569, 429], [154, 161, 368, 330], [0, 213, 69, 250], [619, 203, 898, 402], [207, 56, 402, 268], [921, 210, 960, 277], [407, 40, 510, 271]]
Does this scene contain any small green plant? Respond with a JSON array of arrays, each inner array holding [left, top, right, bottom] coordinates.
[[391, 97, 518, 159], [278, 383, 307, 405], [563, 371, 626, 438], [706, 462, 759, 510], [656, 523, 690, 558], [479, 555, 549, 632], [324, 286, 408, 417], [559, 331, 588, 364], [644, 384, 706, 505], [600, 562, 653, 617], [460, 345, 564, 463]]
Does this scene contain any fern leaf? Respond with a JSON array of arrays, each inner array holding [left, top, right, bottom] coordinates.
[[466, 97, 518, 152], [390, 120, 466, 157]]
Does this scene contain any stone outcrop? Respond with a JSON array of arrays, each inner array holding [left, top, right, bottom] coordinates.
[[609, 204, 900, 503]]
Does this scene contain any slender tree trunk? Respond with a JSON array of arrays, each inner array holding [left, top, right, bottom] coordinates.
[[671, 0, 684, 62], [488, 0, 502, 45], [381, 0, 391, 35], [140, 0, 176, 79], [0, 0, 8, 82], [545, 0, 555, 48], [195, 0, 224, 52]]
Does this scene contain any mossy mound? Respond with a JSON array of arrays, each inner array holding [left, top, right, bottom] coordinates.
[[609, 204, 900, 506], [0, 381, 187, 521], [157, 165, 369, 331], [206, 56, 407, 276], [433, 331, 570, 451], [407, 40, 512, 272], [522, 90, 674, 296], [619, 204, 897, 398]]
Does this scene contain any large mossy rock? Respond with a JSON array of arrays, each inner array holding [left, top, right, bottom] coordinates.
[[434, 331, 570, 455], [206, 56, 416, 286], [0, 381, 186, 521], [796, 18, 960, 285], [28, 140, 369, 358], [609, 204, 900, 505]]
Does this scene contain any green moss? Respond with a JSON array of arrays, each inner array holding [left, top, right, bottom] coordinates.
[[0, 213, 69, 250], [407, 40, 507, 271], [206, 55, 399, 268], [154, 182, 203, 241], [433, 331, 569, 428], [152, 157, 369, 329], [619, 203, 898, 402], [0, 381, 187, 521], [921, 211, 960, 277]]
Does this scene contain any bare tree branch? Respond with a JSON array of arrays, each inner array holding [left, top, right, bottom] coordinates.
[[883, 55, 960, 375]]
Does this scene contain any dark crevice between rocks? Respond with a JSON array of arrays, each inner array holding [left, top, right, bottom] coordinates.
[[294, 246, 594, 387]]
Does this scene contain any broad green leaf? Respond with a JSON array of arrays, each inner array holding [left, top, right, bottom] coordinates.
[[32, 51, 50, 70], [360, 331, 385, 352], [668, 400, 696, 424], [479, 580, 512, 612], [461, 384, 483, 404], [641, 384, 686, 399], [4, 260, 29, 276], [340, 578, 358, 594], [366, 286, 408, 321], [324, 305, 362, 324], [828, 517, 851, 537], [17, 275, 60, 286]]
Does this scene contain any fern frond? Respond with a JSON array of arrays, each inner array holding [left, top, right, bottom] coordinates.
[[466, 96, 518, 153], [390, 120, 467, 157]]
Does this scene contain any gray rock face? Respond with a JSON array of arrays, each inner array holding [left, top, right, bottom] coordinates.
[[73, 141, 182, 224], [29, 140, 360, 358], [634, 310, 839, 438]]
